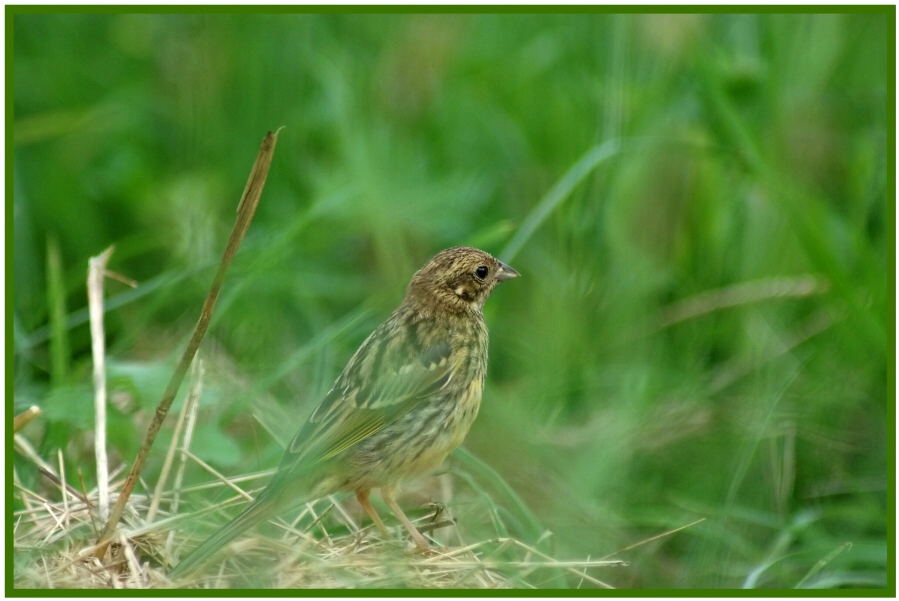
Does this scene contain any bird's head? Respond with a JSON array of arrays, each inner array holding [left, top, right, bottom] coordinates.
[[406, 246, 520, 314]]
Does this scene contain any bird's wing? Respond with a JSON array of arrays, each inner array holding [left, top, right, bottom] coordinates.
[[171, 322, 452, 578], [279, 319, 454, 471]]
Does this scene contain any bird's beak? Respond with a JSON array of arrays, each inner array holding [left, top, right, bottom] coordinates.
[[495, 261, 520, 282]]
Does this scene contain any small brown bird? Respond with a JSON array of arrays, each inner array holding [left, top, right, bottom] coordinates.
[[170, 246, 519, 577]]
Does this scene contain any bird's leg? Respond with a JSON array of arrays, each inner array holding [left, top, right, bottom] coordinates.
[[381, 485, 431, 551], [356, 488, 390, 538]]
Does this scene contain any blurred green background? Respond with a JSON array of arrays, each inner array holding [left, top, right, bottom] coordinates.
[[12, 10, 891, 589]]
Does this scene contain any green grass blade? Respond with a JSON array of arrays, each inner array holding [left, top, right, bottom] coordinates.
[[45, 235, 69, 385], [500, 140, 621, 262]]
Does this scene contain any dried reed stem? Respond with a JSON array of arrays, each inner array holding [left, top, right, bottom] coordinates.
[[87, 245, 115, 521], [94, 130, 280, 557]]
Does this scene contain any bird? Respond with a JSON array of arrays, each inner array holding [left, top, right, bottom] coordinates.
[[169, 246, 519, 578]]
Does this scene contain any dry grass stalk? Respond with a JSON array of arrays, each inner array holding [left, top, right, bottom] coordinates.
[[95, 129, 280, 556], [164, 361, 204, 559], [87, 245, 116, 522], [147, 359, 204, 524], [14, 406, 42, 434]]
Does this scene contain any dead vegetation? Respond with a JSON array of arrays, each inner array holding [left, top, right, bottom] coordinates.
[[12, 455, 626, 589]]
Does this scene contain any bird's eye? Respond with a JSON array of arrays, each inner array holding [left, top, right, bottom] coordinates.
[[475, 265, 489, 280]]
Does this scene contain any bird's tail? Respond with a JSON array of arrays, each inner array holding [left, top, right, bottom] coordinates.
[[169, 492, 282, 580]]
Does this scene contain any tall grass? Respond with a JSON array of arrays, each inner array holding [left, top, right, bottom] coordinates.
[[12, 11, 890, 588]]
